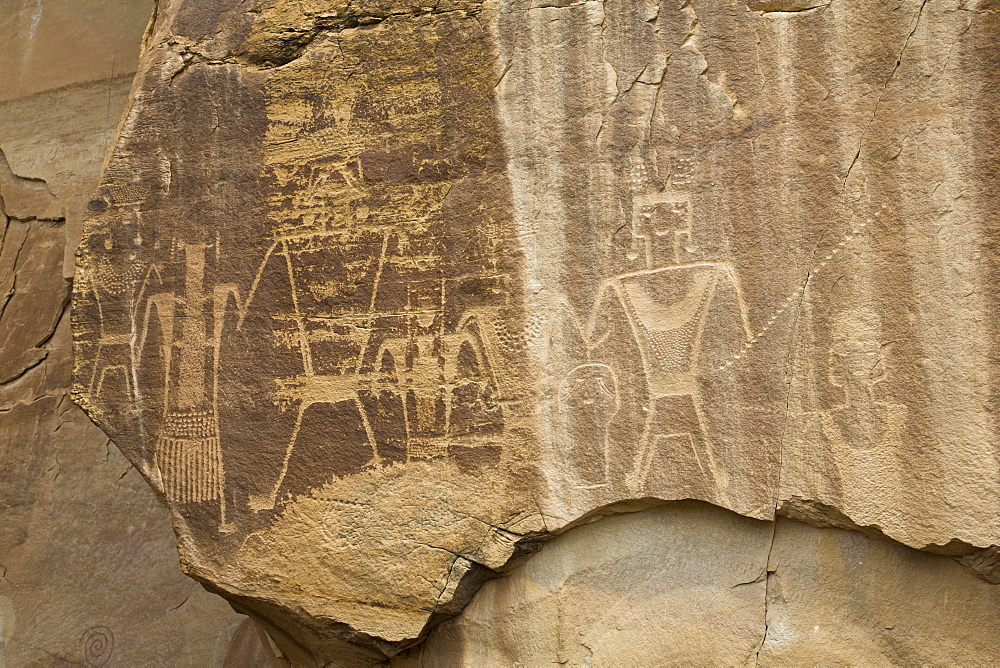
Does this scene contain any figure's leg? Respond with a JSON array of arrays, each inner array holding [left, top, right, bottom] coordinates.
[[635, 392, 715, 490], [401, 391, 412, 462], [602, 424, 612, 484], [88, 342, 104, 395], [629, 398, 657, 494], [690, 385, 726, 489], [249, 402, 307, 511], [216, 432, 235, 533], [356, 395, 382, 469], [94, 364, 118, 400], [442, 388, 453, 439]]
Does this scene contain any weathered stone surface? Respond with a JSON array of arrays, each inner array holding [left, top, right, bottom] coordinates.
[[71, 0, 1000, 662], [398, 502, 774, 665], [224, 618, 291, 666], [0, 0, 245, 663], [396, 502, 1000, 665], [758, 518, 1000, 664]]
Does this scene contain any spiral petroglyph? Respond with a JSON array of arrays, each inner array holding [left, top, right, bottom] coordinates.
[[81, 626, 114, 666]]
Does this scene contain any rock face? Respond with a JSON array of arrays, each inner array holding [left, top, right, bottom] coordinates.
[[0, 0, 245, 663], [71, 0, 1000, 663], [397, 502, 1000, 665]]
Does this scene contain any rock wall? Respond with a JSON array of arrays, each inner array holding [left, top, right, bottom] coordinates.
[[68, 0, 999, 664], [397, 502, 1000, 665], [0, 0, 245, 664]]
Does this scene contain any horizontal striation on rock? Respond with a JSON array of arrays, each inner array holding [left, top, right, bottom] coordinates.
[[70, 0, 1000, 662]]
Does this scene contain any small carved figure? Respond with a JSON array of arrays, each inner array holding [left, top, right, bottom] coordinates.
[[251, 233, 504, 510], [820, 313, 907, 450], [558, 363, 621, 486]]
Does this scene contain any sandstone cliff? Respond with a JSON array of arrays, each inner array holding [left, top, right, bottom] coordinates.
[[70, 0, 1000, 663]]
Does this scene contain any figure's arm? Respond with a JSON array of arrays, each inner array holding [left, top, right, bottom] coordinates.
[[718, 262, 753, 343]]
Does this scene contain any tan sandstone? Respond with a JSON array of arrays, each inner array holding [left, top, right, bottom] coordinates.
[[398, 502, 1000, 665], [71, 0, 1000, 663], [0, 0, 245, 663]]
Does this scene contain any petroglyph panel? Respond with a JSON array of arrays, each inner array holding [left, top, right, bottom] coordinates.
[[72, 0, 540, 657], [490, 0, 1000, 549], [72, 0, 1000, 662]]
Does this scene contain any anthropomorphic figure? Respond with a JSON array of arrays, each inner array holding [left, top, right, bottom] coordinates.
[[819, 307, 907, 513], [578, 153, 752, 493]]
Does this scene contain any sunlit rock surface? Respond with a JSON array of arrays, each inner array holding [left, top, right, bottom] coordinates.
[[71, 0, 1000, 662], [397, 502, 1000, 666]]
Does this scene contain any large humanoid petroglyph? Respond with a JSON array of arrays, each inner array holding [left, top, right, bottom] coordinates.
[[72, 0, 1000, 662]]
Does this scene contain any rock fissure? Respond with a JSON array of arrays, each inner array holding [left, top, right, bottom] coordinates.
[[843, 0, 929, 188], [748, 2, 831, 15], [0, 229, 31, 324], [240, 6, 488, 68]]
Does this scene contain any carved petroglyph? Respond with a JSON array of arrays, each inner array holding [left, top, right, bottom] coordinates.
[[627, 154, 700, 268], [598, 261, 751, 489], [557, 363, 621, 488], [83, 224, 507, 518], [716, 212, 882, 372], [149, 243, 226, 512], [251, 229, 505, 510], [68, 0, 1000, 658], [77, 238, 234, 524], [74, 256, 143, 415], [492, 312, 546, 353], [80, 626, 114, 667], [76, 145, 886, 528], [541, 153, 886, 500], [784, 303, 911, 527], [155, 410, 223, 504], [74, 13, 526, 565], [545, 151, 753, 494], [819, 307, 908, 452]]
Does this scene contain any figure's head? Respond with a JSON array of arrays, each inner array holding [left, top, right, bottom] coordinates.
[[80, 195, 146, 298], [627, 151, 696, 268], [559, 363, 620, 413]]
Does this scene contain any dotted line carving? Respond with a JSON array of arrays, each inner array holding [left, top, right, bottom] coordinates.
[[715, 212, 879, 373]]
